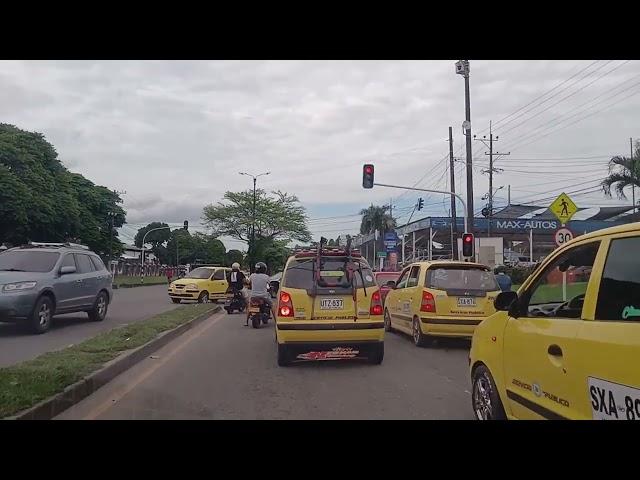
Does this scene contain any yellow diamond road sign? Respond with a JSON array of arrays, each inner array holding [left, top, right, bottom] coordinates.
[[549, 192, 578, 225]]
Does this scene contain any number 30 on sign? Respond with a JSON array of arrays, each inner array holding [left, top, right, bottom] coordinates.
[[555, 227, 574, 247]]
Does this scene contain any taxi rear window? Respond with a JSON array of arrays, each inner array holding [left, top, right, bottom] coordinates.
[[426, 266, 499, 292], [283, 258, 376, 290]]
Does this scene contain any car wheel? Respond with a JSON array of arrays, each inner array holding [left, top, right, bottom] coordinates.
[[368, 342, 384, 365], [29, 296, 54, 334], [171, 298, 181, 304], [412, 317, 429, 347], [277, 343, 291, 367], [88, 291, 109, 322], [197, 291, 209, 304], [472, 365, 506, 420], [384, 309, 394, 332]]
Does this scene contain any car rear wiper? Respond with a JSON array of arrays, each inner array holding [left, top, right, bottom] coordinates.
[[0, 268, 27, 271]]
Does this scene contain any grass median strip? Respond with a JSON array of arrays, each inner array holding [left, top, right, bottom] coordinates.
[[113, 276, 167, 287], [0, 303, 217, 418]]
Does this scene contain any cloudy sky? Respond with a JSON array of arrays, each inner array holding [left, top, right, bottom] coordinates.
[[1, 60, 639, 249]]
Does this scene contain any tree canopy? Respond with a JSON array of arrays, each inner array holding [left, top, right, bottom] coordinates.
[[0, 123, 125, 255], [602, 141, 640, 200], [359, 204, 395, 235]]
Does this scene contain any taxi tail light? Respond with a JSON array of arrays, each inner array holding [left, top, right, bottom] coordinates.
[[279, 291, 294, 317], [420, 291, 436, 313], [370, 290, 383, 316]]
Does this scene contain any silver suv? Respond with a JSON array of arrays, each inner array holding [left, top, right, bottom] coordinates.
[[0, 243, 113, 334]]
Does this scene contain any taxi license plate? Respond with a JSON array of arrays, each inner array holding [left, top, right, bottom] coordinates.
[[457, 297, 476, 307], [320, 298, 343, 310], [249, 307, 260, 313], [589, 377, 640, 420]]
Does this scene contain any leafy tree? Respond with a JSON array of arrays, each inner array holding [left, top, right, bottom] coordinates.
[[253, 237, 290, 274], [202, 189, 310, 267], [166, 229, 194, 266], [602, 141, 640, 200], [191, 233, 226, 265], [134, 222, 171, 263], [0, 124, 125, 255]]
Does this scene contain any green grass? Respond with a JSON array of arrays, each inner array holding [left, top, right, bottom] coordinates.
[[0, 303, 217, 418], [113, 275, 167, 286]]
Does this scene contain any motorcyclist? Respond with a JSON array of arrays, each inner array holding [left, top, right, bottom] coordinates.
[[227, 262, 247, 309], [246, 262, 275, 326]]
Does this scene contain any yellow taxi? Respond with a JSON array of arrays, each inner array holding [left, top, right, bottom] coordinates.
[[470, 222, 640, 420], [383, 261, 501, 346], [275, 245, 384, 366], [167, 266, 231, 304]]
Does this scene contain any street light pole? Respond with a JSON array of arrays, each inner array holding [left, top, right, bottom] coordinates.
[[456, 60, 474, 233], [240, 171, 270, 272]]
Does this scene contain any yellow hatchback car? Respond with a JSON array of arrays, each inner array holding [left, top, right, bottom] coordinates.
[[167, 266, 231, 304], [275, 247, 384, 366], [384, 261, 501, 346], [470, 222, 640, 420]]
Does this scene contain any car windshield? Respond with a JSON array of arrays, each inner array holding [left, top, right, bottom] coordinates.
[[375, 273, 400, 286], [426, 266, 499, 292], [0, 250, 60, 273], [283, 258, 376, 290], [184, 268, 213, 279]]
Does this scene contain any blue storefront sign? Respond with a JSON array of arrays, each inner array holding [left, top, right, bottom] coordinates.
[[384, 231, 398, 252]]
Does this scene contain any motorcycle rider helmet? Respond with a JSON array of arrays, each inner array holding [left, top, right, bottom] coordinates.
[[255, 262, 267, 274], [232, 262, 241, 270]]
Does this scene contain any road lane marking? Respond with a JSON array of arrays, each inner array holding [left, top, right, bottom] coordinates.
[[81, 311, 226, 420]]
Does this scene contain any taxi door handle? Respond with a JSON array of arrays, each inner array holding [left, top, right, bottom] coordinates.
[[548, 344, 563, 357]]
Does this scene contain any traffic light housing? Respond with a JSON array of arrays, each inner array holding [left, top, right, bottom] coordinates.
[[417, 198, 424, 210], [362, 164, 374, 189], [462, 233, 474, 258], [183, 220, 189, 231]]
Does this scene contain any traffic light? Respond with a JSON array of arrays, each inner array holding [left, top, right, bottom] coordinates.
[[183, 220, 189, 231], [362, 164, 374, 189], [462, 233, 474, 258], [417, 198, 424, 210]]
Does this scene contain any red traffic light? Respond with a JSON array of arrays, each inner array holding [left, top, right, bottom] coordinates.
[[362, 164, 374, 189], [464, 235, 472, 243], [462, 233, 474, 258]]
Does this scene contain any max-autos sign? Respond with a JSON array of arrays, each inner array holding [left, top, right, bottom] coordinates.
[[494, 220, 558, 231]]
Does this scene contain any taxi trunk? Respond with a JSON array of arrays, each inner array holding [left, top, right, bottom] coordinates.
[[422, 265, 500, 337]]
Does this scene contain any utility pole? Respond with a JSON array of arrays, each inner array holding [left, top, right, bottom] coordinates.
[[508, 185, 511, 206], [456, 60, 474, 233], [632, 138, 636, 216], [448, 126, 458, 260], [475, 122, 509, 237], [240, 171, 270, 272], [109, 189, 126, 276]]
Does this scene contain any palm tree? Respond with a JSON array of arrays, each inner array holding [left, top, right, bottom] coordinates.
[[602, 142, 640, 200], [359, 204, 395, 235]]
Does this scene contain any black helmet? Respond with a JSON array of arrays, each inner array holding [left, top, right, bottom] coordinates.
[[255, 262, 267, 274]]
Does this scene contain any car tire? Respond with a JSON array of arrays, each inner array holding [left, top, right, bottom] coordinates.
[[384, 309, 394, 332], [171, 298, 181, 304], [277, 343, 291, 367], [368, 342, 384, 365], [412, 317, 430, 347], [88, 291, 109, 322], [29, 296, 54, 334], [197, 291, 209, 304], [471, 364, 506, 420]]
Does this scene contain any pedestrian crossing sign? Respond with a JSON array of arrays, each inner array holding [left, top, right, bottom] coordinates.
[[549, 192, 578, 225]]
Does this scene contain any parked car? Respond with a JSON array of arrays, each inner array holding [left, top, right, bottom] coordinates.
[[0, 243, 113, 334]]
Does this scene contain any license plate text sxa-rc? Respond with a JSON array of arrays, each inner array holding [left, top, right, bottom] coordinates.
[[457, 297, 476, 307]]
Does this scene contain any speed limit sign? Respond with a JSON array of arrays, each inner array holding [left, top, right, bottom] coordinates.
[[555, 227, 574, 247]]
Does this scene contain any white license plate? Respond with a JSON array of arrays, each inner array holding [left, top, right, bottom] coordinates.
[[320, 298, 344, 310], [589, 377, 640, 420], [457, 297, 476, 307]]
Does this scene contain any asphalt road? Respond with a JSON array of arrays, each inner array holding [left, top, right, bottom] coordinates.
[[57, 310, 475, 420], [0, 285, 178, 367]]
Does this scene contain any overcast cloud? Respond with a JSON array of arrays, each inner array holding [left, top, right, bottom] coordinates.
[[1, 60, 638, 248]]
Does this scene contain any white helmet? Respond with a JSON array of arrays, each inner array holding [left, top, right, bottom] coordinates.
[[232, 262, 241, 270]]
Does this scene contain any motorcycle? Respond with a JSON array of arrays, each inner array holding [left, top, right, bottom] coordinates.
[[224, 289, 246, 314], [247, 297, 271, 329]]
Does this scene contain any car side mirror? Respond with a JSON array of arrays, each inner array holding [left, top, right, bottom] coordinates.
[[60, 266, 76, 275], [495, 291, 518, 312], [386, 280, 396, 288]]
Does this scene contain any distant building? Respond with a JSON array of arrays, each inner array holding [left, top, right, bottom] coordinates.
[[121, 244, 156, 262]]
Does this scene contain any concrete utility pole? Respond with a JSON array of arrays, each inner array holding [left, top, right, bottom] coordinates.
[[456, 60, 474, 233], [448, 126, 457, 260], [632, 138, 636, 216]]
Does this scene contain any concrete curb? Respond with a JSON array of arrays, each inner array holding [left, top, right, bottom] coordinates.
[[8, 305, 221, 420], [112, 282, 168, 289]]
